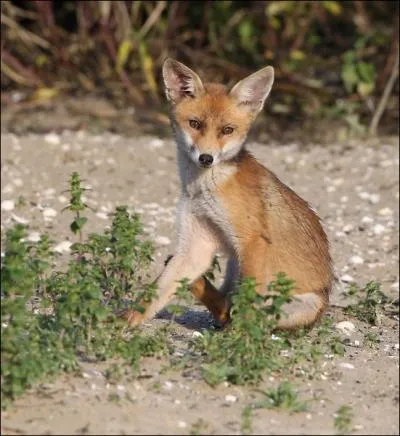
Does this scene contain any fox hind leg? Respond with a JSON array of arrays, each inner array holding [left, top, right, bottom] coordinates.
[[191, 276, 231, 325]]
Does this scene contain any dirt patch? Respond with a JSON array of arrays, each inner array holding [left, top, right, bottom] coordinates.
[[1, 129, 399, 435]]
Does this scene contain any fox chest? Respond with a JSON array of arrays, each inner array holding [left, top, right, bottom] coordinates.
[[184, 182, 238, 253]]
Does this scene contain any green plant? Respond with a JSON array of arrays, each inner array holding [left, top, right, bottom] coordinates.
[[334, 405, 354, 434], [241, 406, 253, 435], [363, 331, 380, 348], [192, 273, 295, 386], [341, 38, 377, 98], [344, 281, 388, 325], [254, 381, 308, 413], [1, 172, 165, 408], [190, 418, 210, 435]]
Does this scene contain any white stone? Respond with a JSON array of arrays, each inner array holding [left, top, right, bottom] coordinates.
[[11, 214, 29, 225], [378, 207, 393, 216], [369, 194, 380, 204], [27, 232, 41, 243], [1, 200, 15, 211], [155, 236, 171, 246], [361, 216, 374, 224], [349, 255, 364, 265], [44, 133, 61, 145], [164, 381, 173, 390], [177, 421, 187, 429], [343, 224, 354, 233], [192, 331, 203, 338], [42, 208, 57, 219], [335, 321, 356, 335], [225, 394, 237, 403], [58, 195, 68, 204], [96, 212, 109, 220], [373, 224, 386, 235], [339, 362, 355, 369], [341, 274, 355, 283], [358, 191, 370, 200], [53, 241, 73, 254], [390, 282, 399, 291], [149, 138, 164, 149], [13, 178, 23, 187]]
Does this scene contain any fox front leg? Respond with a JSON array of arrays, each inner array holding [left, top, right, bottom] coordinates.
[[125, 217, 217, 327]]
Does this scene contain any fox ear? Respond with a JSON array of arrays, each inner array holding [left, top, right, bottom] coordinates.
[[162, 58, 205, 104], [230, 66, 274, 114]]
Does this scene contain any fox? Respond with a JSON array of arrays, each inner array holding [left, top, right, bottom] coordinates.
[[124, 58, 333, 330]]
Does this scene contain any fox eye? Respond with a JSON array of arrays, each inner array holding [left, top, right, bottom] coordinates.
[[222, 126, 234, 135], [189, 119, 201, 130]]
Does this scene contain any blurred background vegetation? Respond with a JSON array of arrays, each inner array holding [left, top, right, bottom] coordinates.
[[1, 0, 399, 141]]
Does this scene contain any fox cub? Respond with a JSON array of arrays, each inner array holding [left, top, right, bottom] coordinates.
[[125, 58, 333, 329]]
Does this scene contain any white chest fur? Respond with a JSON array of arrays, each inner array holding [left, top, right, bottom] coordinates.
[[176, 149, 239, 254]]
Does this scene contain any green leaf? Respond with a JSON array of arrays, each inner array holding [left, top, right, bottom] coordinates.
[[117, 40, 133, 72], [323, 1, 342, 16], [341, 64, 358, 93], [70, 217, 87, 234]]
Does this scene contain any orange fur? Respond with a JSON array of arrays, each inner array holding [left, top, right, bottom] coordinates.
[[123, 59, 333, 330]]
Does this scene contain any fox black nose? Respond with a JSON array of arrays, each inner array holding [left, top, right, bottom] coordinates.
[[199, 154, 213, 167]]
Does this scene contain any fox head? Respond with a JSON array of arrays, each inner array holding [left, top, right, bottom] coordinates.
[[162, 58, 274, 168]]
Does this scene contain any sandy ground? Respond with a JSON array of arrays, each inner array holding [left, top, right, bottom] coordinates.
[[1, 129, 399, 435]]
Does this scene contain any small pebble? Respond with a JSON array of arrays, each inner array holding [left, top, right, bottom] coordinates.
[[44, 133, 61, 145], [225, 394, 237, 403], [11, 214, 29, 225], [343, 224, 354, 233], [149, 138, 165, 149], [155, 236, 171, 246], [13, 178, 23, 187], [361, 216, 374, 224], [192, 331, 203, 338], [177, 421, 187, 429], [335, 321, 356, 335], [369, 194, 380, 204], [43, 208, 57, 219], [349, 255, 364, 265], [96, 212, 109, 220], [1, 200, 15, 211], [58, 195, 68, 204], [341, 274, 355, 283], [378, 207, 393, 216], [53, 241, 73, 254], [373, 224, 386, 235], [27, 232, 41, 243], [339, 362, 355, 370], [164, 381, 173, 390]]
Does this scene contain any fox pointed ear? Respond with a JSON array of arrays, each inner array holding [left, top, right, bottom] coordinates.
[[162, 58, 205, 104], [230, 66, 274, 114]]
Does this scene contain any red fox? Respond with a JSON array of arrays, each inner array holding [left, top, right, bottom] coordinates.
[[125, 58, 333, 329]]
